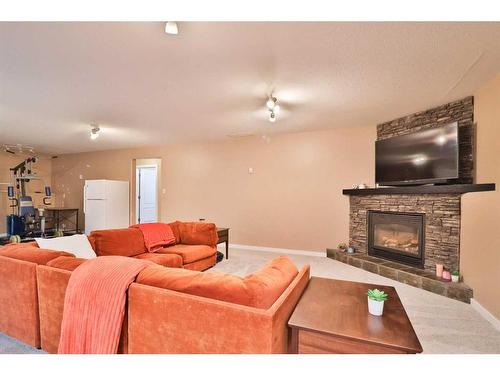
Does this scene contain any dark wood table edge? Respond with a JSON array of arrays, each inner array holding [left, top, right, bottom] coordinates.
[[288, 324, 423, 354], [288, 277, 423, 354], [216, 227, 229, 259]]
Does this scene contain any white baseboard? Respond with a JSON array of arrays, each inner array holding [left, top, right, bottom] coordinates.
[[471, 298, 500, 331], [219, 243, 326, 257]]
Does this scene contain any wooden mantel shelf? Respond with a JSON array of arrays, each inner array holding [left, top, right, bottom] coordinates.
[[343, 183, 496, 196]]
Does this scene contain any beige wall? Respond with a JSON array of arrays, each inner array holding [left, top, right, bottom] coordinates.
[[461, 74, 500, 319], [52, 125, 376, 252], [0, 153, 52, 234]]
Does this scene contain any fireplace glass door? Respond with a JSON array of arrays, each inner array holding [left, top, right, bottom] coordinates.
[[368, 211, 425, 268], [374, 223, 420, 255]]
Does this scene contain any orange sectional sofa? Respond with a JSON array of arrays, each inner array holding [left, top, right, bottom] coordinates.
[[0, 221, 217, 349], [88, 221, 218, 271], [0, 220, 310, 353], [35, 255, 309, 353]]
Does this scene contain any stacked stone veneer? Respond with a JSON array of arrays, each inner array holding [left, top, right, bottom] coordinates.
[[348, 97, 474, 272], [349, 194, 461, 272], [377, 96, 474, 184]]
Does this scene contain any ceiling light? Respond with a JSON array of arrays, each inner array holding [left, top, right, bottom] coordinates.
[[266, 97, 277, 110], [165, 21, 178, 35], [2, 144, 35, 155], [269, 112, 276, 123], [266, 94, 279, 123], [90, 125, 100, 140]]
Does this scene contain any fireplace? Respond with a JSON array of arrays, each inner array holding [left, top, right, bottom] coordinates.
[[367, 211, 425, 268]]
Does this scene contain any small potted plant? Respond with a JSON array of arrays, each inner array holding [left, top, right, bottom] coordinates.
[[451, 270, 460, 283], [367, 289, 388, 316], [338, 242, 348, 252]]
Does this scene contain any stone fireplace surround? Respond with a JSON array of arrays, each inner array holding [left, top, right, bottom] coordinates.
[[330, 97, 495, 302], [351, 194, 460, 272], [349, 96, 475, 273], [336, 184, 494, 303]]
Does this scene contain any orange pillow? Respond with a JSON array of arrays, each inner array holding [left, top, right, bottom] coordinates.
[[88, 228, 146, 257], [178, 222, 218, 247], [136, 256, 298, 309]]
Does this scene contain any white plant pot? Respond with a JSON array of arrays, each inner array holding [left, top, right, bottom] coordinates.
[[451, 275, 459, 283], [368, 297, 384, 316]]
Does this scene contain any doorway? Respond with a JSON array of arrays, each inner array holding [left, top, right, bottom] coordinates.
[[134, 159, 161, 224]]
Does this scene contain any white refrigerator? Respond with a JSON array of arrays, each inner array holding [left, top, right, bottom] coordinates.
[[84, 179, 130, 235]]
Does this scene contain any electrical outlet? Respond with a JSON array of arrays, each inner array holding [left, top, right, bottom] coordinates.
[[248, 167, 254, 174]]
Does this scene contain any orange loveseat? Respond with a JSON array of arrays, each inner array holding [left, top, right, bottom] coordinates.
[[36, 256, 310, 354], [88, 221, 218, 271]]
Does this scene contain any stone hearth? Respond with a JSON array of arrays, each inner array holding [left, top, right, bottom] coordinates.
[[326, 249, 473, 303]]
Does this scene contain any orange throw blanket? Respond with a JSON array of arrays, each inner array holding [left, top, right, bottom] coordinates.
[[130, 222, 176, 252], [58, 256, 152, 354]]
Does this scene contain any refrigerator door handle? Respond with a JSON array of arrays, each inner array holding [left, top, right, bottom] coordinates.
[[83, 185, 87, 214]]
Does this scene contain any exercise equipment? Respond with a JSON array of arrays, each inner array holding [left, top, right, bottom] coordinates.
[[4, 156, 52, 238]]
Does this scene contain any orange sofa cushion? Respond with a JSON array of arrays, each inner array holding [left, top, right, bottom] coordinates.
[[182, 254, 216, 271], [133, 253, 183, 268], [157, 244, 216, 264], [88, 228, 146, 257], [136, 256, 298, 309], [178, 222, 218, 247], [2, 242, 39, 249], [167, 221, 182, 244], [0, 255, 41, 347], [46, 256, 87, 271], [0, 245, 75, 265]]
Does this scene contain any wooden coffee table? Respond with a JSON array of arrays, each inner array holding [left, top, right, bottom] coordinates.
[[288, 277, 422, 354]]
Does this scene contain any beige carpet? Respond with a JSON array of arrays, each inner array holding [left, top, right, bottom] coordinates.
[[211, 247, 500, 354]]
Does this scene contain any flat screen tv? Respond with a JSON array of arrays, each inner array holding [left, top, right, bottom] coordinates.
[[376, 122, 459, 186]]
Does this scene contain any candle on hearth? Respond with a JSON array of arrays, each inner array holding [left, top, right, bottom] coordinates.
[[436, 264, 444, 278]]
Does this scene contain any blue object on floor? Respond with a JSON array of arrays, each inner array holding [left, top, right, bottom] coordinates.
[[6, 214, 24, 236]]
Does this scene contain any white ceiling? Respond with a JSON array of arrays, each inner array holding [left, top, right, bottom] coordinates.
[[1, 22, 500, 155]]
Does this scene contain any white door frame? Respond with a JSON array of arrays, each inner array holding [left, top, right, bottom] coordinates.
[[135, 164, 158, 224]]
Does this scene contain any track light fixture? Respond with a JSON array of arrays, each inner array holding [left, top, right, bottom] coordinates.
[[266, 96, 277, 110], [165, 21, 179, 35], [269, 111, 276, 123], [90, 125, 100, 140], [267, 95, 279, 123]]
